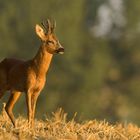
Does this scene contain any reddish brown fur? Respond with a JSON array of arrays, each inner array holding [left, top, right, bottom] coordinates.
[[0, 20, 64, 127]]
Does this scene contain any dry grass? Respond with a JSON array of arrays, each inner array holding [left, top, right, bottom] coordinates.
[[0, 106, 140, 140]]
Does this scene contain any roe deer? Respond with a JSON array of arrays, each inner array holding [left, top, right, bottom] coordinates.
[[0, 19, 64, 127]]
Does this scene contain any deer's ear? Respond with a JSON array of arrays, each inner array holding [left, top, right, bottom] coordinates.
[[35, 24, 46, 40]]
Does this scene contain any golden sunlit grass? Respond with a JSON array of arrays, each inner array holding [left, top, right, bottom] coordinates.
[[0, 105, 140, 140]]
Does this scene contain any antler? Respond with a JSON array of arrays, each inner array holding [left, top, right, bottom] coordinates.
[[51, 19, 56, 33], [41, 19, 51, 34], [41, 19, 56, 34]]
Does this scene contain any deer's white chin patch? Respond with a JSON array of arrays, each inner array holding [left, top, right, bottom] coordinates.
[[59, 51, 64, 54]]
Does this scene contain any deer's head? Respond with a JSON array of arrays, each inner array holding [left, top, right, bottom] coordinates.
[[35, 19, 64, 54]]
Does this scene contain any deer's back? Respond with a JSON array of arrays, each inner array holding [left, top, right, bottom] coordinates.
[[0, 58, 24, 72]]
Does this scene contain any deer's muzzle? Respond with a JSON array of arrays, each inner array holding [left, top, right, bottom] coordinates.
[[56, 47, 64, 54]]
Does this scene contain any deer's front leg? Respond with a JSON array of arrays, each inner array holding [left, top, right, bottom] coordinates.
[[31, 91, 40, 127], [26, 91, 32, 127]]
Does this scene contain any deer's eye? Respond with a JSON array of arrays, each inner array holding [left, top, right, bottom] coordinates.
[[47, 40, 54, 45]]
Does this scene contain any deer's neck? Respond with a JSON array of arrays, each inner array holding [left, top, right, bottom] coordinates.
[[32, 45, 53, 76]]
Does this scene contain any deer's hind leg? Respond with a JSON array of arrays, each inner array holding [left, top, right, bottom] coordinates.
[[0, 90, 5, 99], [0, 87, 8, 100], [5, 91, 21, 127], [0, 85, 8, 99], [0, 69, 7, 99]]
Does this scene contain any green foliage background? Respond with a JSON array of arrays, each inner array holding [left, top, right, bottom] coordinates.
[[0, 0, 139, 125]]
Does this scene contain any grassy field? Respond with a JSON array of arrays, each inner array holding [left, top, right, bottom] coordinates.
[[0, 107, 140, 140]]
